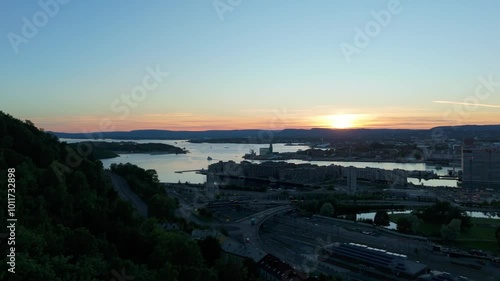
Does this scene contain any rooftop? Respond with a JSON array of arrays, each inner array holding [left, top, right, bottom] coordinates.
[[326, 243, 428, 277], [257, 254, 309, 281]]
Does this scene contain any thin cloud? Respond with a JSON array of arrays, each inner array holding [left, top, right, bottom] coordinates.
[[434, 100, 500, 109]]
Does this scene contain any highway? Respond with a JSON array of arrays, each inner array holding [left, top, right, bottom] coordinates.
[[258, 214, 499, 281], [153, 183, 500, 280], [165, 185, 295, 260], [106, 171, 148, 217]]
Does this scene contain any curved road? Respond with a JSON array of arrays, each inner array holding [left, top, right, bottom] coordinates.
[[106, 171, 148, 217]]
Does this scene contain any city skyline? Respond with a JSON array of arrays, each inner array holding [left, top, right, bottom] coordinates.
[[2, 0, 500, 132]]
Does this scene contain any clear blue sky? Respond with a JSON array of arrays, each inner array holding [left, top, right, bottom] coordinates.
[[1, 0, 499, 132]]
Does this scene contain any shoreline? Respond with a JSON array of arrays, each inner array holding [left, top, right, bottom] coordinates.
[[97, 150, 188, 160], [244, 155, 428, 165]]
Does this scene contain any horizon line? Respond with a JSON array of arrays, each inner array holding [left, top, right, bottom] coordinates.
[[49, 123, 500, 134]]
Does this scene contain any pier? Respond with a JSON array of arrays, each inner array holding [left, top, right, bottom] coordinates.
[[174, 169, 204, 174]]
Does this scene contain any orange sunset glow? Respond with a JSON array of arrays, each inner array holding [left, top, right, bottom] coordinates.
[[26, 108, 500, 133]]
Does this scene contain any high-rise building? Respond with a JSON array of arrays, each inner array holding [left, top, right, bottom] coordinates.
[[462, 146, 500, 189], [346, 166, 357, 195], [205, 172, 219, 199]]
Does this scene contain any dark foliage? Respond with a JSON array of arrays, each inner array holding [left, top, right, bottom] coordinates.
[[374, 211, 390, 226], [0, 111, 256, 281], [198, 236, 221, 267], [70, 141, 187, 160], [496, 226, 500, 248], [397, 217, 412, 234], [415, 201, 472, 231]]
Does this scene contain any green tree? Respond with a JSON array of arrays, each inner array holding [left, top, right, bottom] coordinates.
[[407, 214, 420, 234], [0, 112, 252, 281], [299, 199, 320, 214], [149, 194, 177, 220], [157, 262, 178, 281], [495, 226, 500, 248], [397, 217, 412, 234], [374, 211, 390, 226], [396, 215, 419, 234], [216, 260, 245, 281], [198, 236, 221, 267], [320, 202, 334, 216], [418, 201, 472, 231], [65, 227, 98, 258], [441, 219, 461, 242]]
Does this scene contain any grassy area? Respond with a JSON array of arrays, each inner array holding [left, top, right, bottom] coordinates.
[[472, 217, 500, 226], [389, 214, 500, 253], [461, 223, 497, 240], [456, 240, 499, 253], [388, 213, 411, 225], [389, 214, 499, 236], [417, 222, 441, 237]]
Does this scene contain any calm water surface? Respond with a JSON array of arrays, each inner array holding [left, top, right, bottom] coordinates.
[[61, 139, 459, 186]]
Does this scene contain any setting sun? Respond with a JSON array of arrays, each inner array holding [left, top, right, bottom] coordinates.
[[328, 114, 358, 129]]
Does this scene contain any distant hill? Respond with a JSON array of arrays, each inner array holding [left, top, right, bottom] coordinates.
[[52, 129, 265, 140], [50, 125, 500, 142]]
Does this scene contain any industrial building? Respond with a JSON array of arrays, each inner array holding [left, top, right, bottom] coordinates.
[[257, 254, 309, 281], [260, 143, 274, 156], [461, 146, 500, 189], [322, 243, 428, 280], [207, 161, 408, 187]]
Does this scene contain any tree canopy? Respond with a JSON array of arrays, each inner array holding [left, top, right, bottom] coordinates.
[[0, 111, 259, 281], [416, 201, 472, 231], [374, 211, 390, 226]]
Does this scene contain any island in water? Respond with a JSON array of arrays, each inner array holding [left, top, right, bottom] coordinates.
[[69, 141, 188, 159]]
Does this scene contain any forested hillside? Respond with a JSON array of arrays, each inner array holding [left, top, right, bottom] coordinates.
[[0, 112, 253, 281]]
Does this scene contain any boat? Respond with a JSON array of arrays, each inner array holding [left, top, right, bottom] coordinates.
[[435, 166, 442, 170], [207, 156, 212, 161]]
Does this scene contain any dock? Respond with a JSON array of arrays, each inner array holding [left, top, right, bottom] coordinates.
[[174, 169, 204, 174]]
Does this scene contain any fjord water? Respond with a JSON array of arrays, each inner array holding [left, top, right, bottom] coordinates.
[[61, 139, 457, 186]]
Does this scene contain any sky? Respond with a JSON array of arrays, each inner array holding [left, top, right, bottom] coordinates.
[[1, 0, 500, 132]]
